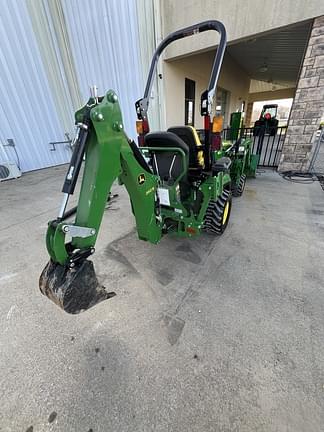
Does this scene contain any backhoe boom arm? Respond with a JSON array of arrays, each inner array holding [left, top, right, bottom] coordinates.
[[40, 90, 162, 313]]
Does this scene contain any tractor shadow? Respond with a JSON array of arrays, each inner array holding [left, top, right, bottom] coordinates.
[[98, 229, 225, 344], [102, 229, 217, 306]]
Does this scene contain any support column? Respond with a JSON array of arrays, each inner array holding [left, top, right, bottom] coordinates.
[[245, 102, 253, 127], [279, 16, 324, 172]]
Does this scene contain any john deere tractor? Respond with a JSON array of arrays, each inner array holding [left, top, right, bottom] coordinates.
[[253, 104, 279, 136], [217, 137, 258, 196], [39, 20, 257, 314]]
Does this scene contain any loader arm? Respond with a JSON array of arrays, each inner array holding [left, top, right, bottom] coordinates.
[[40, 90, 162, 313]]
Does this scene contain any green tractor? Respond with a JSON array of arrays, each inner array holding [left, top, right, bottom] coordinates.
[[216, 137, 258, 196], [39, 20, 257, 314], [253, 104, 279, 136]]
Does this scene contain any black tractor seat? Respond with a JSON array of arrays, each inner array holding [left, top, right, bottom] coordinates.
[[167, 126, 204, 169], [144, 131, 189, 183], [212, 157, 232, 175], [144, 131, 189, 154]]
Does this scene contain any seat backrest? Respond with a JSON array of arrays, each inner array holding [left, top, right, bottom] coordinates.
[[144, 132, 189, 183], [144, 131, 189, 154], [167, 126, 204, 168]]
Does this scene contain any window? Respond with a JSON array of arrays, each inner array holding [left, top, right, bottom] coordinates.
[[185, 78, 195, 126]]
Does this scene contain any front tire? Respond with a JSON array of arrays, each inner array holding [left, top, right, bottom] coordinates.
[[203, 189, 232, 235], [232, 174, 246, 197]]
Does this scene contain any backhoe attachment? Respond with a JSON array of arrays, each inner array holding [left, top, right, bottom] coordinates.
[[39, 88, 161, 313]]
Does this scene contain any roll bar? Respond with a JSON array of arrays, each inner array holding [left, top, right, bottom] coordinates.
[[135, 20, 227, 120]]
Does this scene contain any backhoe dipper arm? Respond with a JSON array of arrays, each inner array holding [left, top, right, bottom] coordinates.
[[40, 90, 162, 314]]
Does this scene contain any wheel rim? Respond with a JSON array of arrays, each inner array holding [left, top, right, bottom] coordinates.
[[222, 201, 230, 225]]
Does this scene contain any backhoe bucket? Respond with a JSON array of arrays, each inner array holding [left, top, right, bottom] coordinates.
[[39, 260, 115, 314]]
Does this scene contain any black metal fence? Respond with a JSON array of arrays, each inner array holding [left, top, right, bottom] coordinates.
[[222, 126, 287, 168]]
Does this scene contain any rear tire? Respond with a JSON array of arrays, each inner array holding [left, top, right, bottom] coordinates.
[[203, 189, 232, 235], [232, 174, 246, 197]]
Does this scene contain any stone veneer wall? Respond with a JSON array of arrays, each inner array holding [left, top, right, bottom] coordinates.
[[279, 16, 324, 172]]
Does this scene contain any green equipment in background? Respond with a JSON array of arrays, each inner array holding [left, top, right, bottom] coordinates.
[[214, 138, 259, 196], [39, 20, 258, 315], [229, 111, 243, 141]]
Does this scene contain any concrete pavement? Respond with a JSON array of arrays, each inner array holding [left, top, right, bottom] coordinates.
[[1, 166, 324, 431]]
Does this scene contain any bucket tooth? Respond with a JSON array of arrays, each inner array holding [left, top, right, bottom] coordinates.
[[39, 259, 115, 314]]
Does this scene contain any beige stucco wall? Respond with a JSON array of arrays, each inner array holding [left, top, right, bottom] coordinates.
[[162, 0, 324, 59], [163, 51, 250, 129]]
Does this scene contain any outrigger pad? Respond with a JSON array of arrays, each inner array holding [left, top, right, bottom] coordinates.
[[39, 259, 116, 314]]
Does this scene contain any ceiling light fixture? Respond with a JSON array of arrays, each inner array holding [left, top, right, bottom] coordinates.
[[259, 64, 268, 73], [259, 59, 268, 73]]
